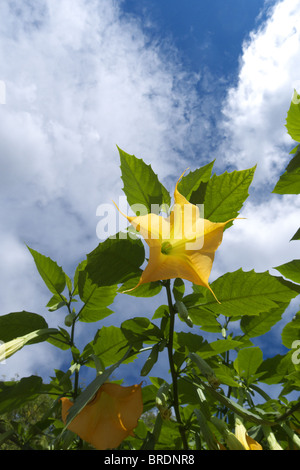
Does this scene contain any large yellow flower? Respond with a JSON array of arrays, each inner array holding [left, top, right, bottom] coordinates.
[[117, 171, 236, 302], [61, 382, 143, 450]]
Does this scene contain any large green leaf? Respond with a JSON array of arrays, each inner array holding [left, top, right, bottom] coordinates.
[[85, 233, 145, 287], [274, 259, 300, 284], [285, 89, 300, 142], [119, 274, 162, 297], [272, 148, 300, 194], [84, 326, 136, 368], [118, 147, 171, 213], [233, 347, 263, 382], [174, 332, 242, 359], [203, 166, 256, 223], [27, 246, 66, 295], [0, 376, 47, 415], [77, 270, 117, 322], [240, 303, 288, 339], [0, 311, 48, 343], [188, 269, 300, 317], [121, 317, 162, 344]]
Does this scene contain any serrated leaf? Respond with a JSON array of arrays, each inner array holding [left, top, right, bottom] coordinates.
[[272, 149, 300, 194], [274, 259, 300, 284], [177, 161, 214, 202], [285, 89, 300, 141], [203, 166, 256, 223], [118, 147, 171, 213], [27, 246, 66, 295], [85, 232, 145, 287], [188, 269, 300, 317]]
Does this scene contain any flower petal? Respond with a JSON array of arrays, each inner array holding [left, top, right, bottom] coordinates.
[[61, 382, 143, 450]]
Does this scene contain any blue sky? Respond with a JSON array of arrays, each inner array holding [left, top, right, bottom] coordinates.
[[0, 0, 299, 397]]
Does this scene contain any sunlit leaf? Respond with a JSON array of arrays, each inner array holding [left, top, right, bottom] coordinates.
[[203, 166, 256, 223], [118, 147, 171, 213], [188, 269, 300, 317], [233, 347, 263, 382], [27, 246, 66, 295], [274, 259, 300, 284]]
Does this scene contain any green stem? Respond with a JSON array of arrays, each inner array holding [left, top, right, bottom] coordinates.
[[165, 280, 189, 450]]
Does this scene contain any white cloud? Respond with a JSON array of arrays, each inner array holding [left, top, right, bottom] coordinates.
[[219, 0, 300, 186]]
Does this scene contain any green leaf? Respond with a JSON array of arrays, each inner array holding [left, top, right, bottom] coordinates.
[[291, 227, 300, 241], [190, 269, 300, 317], [274, 259, 300, 284], [233, 347, 263, 382], [0, 311, 48, 342], [203, 166, 256, 223], [177, 161, 214, 202], [85, 326, 135, 368], [285, 89, 300, 141], [240, 303, 288, 339], [77, 270, 117, 322], [121, 317, 162, 345], [27, 246, 66, 295], [214, 364, 240, 387], [46, 294, 67, 311], [140, 344, 160, 376], [0, 376, 46, 414], [272, 149, 300, 194], [119, 275, 162, 297], [118, 147, 171, 213], [172, 278, 185, 301], [194, 408, 219, 450], [85, 233, 145, 287], [175, 300, 193, 328], [281, 311, 300, 348]]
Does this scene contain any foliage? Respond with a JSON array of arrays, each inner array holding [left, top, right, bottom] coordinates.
[[0, 92, 300, 451]]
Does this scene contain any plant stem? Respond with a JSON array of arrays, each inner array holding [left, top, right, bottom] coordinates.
[[165, 280, 189, 450]]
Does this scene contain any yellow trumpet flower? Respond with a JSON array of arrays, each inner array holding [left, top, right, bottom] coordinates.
[[234, 417, 262, 450], [116, 171, 237, 302], [61, 382, 143, 450]]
